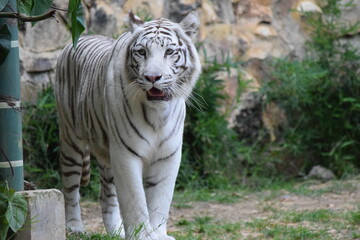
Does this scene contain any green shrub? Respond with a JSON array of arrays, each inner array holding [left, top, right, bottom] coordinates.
[[0, 182, 28, 240], [22, 86, 61, 189], [261, 0, 360, 176], [178, 56, 245, 189]]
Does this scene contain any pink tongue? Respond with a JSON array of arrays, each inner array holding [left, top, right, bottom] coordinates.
[[148, 88, 165, 97]]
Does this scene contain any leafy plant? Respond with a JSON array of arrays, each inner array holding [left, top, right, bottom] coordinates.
[[0, 0, 85, 60], [178, 55, 245, 189], [0, 182, 28, 240], [22, 86, 61, 189], [260, 0, 360, 176]]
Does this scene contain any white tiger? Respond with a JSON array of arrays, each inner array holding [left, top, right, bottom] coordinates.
[[55, 11, 201, 240]]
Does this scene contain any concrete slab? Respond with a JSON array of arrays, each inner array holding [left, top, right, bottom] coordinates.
[[14, 189, 65, 240]]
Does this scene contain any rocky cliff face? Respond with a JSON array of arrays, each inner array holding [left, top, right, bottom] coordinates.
[[19, 0, 360, 140], [17, 0, 306, 99]]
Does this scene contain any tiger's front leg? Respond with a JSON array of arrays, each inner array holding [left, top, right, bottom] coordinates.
[[110, 148, 159, 240], [144, 149, 181, 240]]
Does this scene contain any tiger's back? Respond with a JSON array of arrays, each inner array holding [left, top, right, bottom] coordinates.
[[56, 35, 115, 162]]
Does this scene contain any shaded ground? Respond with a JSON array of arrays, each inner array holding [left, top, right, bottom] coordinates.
[[80, 178, 360, 239]]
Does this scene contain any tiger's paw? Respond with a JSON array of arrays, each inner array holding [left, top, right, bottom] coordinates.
[[66, 220, 85, 233]]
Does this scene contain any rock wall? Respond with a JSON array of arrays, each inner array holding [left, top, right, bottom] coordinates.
[[18, 0, 308, 101], [19, 0, 360, 138]]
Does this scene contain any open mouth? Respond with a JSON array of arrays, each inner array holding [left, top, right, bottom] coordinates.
[[146, 87, 170, 101]]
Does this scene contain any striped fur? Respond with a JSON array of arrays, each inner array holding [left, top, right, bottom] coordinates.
[[55, 11, 201, 240]]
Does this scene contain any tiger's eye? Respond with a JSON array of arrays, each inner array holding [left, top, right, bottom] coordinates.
[[165, 49, 174, 56], [137, 49, 146, 56]]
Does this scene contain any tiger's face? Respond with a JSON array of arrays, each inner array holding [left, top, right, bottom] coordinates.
[[127, 12, 201, 103]]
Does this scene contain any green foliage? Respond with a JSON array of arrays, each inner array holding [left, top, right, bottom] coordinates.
[[15, 0, 85, 48], [29, 0, 53, 16], [68, 0, 85, 49], [178, 55, 245, 189], [134, 7, 154, 22], [22, 86, 61, 189], [0, 182, 28, 240], [261, 0, 360, 176], [17, 0, 33, 15]]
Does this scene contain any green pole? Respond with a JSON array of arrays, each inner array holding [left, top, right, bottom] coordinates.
[[0, 0, 24, 191]]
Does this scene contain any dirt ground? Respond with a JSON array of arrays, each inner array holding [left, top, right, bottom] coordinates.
[[80, 178, 360, 237]]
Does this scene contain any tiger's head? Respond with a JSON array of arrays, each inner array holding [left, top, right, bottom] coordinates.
[[126, 11, 201, 103]]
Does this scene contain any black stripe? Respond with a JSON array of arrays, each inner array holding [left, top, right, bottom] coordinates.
[[120, 78, 132, 115], [152, 144, 180, 165], [104, 203, 118, 208], [81, 167, 90, 176], [162, 27, 171, 31], [124, 103, 150, 144], [144, 178, 165, 189], [63, 184, 80, 193], [71, 202, 79, 207], [141, 103, 156, 131], [159, 107, 184, 147], [60, 152, 83, 167], [65, 137, 86, 158], [94, 109, 109, 147], [100, 180, 111, 192], [110, 112, 123, 147], [105, 193, 117, 198], [100, 174, 114, 184], [118, 111, 131, 136], [62, 170, 81, 177], [142, 30, 156, 37], [118, 134, 143, 159]]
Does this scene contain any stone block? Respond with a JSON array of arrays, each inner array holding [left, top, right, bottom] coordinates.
[[14, 189, 65, 240]]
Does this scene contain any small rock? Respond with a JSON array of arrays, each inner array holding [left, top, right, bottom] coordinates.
[[279, 194, 295, 202], [327, 203, 335, 208], [306, 165, 336, 181]]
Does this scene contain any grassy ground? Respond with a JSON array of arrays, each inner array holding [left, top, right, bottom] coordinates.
[[67, 177, 360, 240]]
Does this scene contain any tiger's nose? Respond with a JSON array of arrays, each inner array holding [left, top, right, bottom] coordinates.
[[144, 75, 162, 83]]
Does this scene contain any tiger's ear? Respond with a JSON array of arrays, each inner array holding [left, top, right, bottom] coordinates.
[[128, 10, 144, 32], [180, 11, 200, 41]]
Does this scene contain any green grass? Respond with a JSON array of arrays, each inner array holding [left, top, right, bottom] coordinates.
[[66, 232, 123, 240], [172, 216, 242, 240], [246, 219, 330, 240], [173, 188, 244, 204], [171, 207, 360, 240], [172, 178, 360, 240], [349, 210, 360, 225], [244, 208, 360, 240], [282, 209, 334, 223], [66, 178, 359, 239], [286, 180, 358, 197]]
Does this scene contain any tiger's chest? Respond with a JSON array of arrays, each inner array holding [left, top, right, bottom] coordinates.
[[103, 97, 186, 164]]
